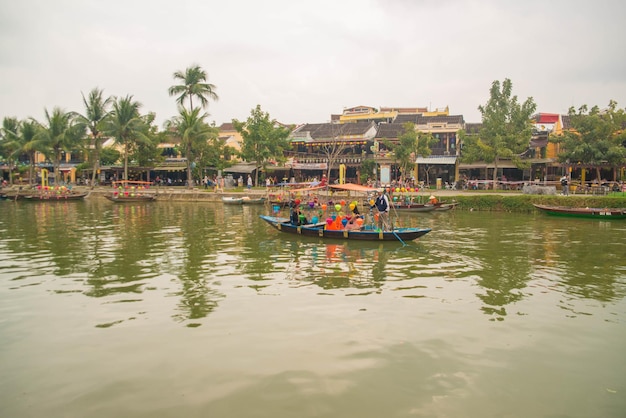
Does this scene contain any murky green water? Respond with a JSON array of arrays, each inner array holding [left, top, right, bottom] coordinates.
[[1, 198, 625, 417]]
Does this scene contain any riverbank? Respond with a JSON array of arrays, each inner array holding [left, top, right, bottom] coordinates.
[[72, 185, 626, 212]]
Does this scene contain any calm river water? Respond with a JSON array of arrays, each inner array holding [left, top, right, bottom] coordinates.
[[1, 197, 625, 418]]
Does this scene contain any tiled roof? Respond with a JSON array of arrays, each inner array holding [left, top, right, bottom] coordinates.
[[394, 114, 420, 124], [464, 123, 482, 134], [375, 123, 406, 139], [294, 122, 375, 139], [416, 115, 464, 124]]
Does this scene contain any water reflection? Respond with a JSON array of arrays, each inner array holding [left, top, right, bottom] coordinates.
[[0, 200, 625, 326]]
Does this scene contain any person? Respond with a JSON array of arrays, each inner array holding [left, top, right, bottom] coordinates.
[[429, 195, 438, 205], [346, 201, 364, 230], [371, 189, 390, 231], [247, 175, 253, 190], [320, 174, 327, 186], [290, 204, 308, 226], [560, 175, 569, 196]]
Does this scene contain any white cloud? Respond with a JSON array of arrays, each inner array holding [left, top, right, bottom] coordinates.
[[1, 0, 625, 127]]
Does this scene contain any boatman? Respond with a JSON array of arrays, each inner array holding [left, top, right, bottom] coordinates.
[[372, 188, 391, 231]]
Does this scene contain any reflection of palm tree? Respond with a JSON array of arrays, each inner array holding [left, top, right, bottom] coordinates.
[[168, 65, 219, 112]]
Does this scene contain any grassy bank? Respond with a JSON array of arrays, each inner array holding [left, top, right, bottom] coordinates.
[[443, 194, 626, 212]]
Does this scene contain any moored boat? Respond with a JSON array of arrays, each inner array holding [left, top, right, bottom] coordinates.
[[260, 215, 431, 242], [222, 196, 244, 205], [2, 189, 89, 201], [533, 204, 626, 219], [105, 193, 156, 203], [241, 196, 266, 205]]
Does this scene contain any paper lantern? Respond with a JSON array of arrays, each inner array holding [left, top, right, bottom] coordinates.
[[321, 204, 327, 211], [311, 216, 319, 223], [369, 199, 374, 206], [326, 218, 333, 225], [349, 203, 355, 210], [356, 218, 364, 226], [341, 218, 348, 227], [334, 204, 341, 212], [308, 201, 315, 208], [340, 200, 346, 206]]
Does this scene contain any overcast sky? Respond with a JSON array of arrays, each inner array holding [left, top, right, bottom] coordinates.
[[1, 0, 625, 128]]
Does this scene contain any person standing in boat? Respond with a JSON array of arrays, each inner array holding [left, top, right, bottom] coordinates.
[[372, 188, 391, 231]]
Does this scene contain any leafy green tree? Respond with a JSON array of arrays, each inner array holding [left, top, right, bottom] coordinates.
[[100, 147, 121, 166], [72, 88, 113, 187], [33, 108, 84, 184], [390, 122, 438, 183], [551, 100, 626, 181], [0, 117, 21, 185], [164, 107, 216, 188], [104, 96, 151, 181], [233, 105, 292, 186], [461, 78, 536, 188], [168, 65, 219, 111]]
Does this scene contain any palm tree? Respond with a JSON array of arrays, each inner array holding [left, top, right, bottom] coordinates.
[[18, 120, 39, 186], [104, 95, 150, 181], [165, 107, 214, 188], [33, 108, 83, 185], [168, 65, 219, 111], [72, 88, 113, 188], [0, 117, 21, 185]]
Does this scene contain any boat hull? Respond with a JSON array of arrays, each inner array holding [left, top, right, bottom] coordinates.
[[260, 215, 431, 241], [2, 192, 89, 201], [105, 195, 156, 203], [533, 204, 626, 219]]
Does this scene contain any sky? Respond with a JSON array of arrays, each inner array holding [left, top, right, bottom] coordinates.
[[1, 0, 625, 129]]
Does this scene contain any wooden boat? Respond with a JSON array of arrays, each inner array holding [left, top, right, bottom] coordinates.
[[260, 215, 431, 242], [222, 196, 244, 205], [433, 202, 459, 211], [392, 202, 438, 212], [2, 190, 89, 201], [241, 196, 266, 205], [105, 194, 156, 203], [533, 204, 626, 219]]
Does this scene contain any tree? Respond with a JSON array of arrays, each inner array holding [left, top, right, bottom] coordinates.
[[164, 107, 216, 188], [233, 105, 292, 186], [72, 88, 113, 187], [551, 100, 626, 181], [33, 108, 83, 185], [0, 117, 21, 185], [168, 65, 219, 112], [17, 120, 39, 185], [104, 96, 151, 181], [461, 79, 537, 188], [318, 123, 348, 180], [390, 122, 438, 184]]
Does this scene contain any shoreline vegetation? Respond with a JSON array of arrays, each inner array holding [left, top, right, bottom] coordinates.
[[4, 184, 625, 212]]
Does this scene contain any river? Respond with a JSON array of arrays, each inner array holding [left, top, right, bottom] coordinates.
[[1, 198, 625, 417]]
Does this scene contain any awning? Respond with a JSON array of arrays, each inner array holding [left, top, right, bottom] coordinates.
[[458, 161, 518, 169], [223, 163, 257, 174], [415, 156, 457, 165], [154, 166, 186, 171]]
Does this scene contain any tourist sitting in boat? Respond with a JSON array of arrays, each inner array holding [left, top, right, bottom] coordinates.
[[290, 206, 308, 226]]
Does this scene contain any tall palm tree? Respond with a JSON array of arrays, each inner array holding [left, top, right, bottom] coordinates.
[[18, 120, 39, 186], [72, 88, 113, 188], [0, 117, 21, 185], [165, 107, 213, 188], [104, 95, 150, 181], [168, 65, 219, 111], [33, 108, 83, 185]]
